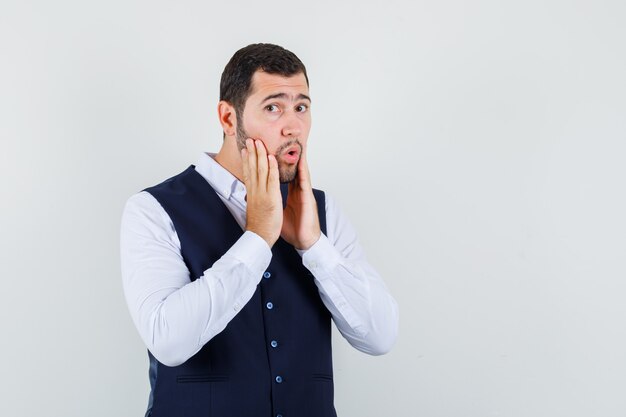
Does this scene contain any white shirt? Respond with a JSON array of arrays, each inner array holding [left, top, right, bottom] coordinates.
[[120, 152, 398, 366]]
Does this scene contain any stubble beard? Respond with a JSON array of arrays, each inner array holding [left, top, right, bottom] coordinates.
[[236, 117, 302, 184]]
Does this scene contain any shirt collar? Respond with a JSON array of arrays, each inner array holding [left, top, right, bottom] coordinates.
[[194, 152, 247, 205]]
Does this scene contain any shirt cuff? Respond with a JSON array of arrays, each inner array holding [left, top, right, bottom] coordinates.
[[297, 233, 343, 279], [227, 230, 273, 275]]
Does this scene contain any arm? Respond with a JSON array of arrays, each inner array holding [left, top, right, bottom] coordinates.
[[121, 141, 282, 367], [297, 193, 399, 355], [120, 191, 272, 366], [279, 144, 398, 355]]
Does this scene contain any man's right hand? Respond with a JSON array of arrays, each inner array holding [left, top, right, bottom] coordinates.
[[241, 138, 283, 248]]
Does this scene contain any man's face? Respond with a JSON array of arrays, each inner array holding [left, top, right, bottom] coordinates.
[[235, 71, 311, 183]]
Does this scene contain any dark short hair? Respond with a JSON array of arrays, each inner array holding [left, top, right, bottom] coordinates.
[[220, 43, 309, 116]]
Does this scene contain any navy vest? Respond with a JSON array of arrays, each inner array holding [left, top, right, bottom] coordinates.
[[143, 166, 336, 417]]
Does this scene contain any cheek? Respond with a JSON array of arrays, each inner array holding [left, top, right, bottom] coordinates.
[[259, 138, 280, 156], [301, 119, 312, 138], [243, 120, 272, 143], [300, 129, 310, 145]]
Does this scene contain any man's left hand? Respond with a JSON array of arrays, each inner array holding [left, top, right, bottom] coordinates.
[[280, 146, 321, 250]]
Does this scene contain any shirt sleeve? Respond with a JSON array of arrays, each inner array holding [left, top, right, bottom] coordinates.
[[296, 193, 399, 355], [120, 191, 272, 366]]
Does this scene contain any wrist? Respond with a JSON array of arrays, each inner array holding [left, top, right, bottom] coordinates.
[[246, 228, 277, 248], [296, 230, 321, 251]]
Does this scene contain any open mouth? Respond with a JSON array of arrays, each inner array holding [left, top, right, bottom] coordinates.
[[281, 145, 301, 163]]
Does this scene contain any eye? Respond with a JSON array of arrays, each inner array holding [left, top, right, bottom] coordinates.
[[295, 104, 309, 113], [265, 104, 279, 112]]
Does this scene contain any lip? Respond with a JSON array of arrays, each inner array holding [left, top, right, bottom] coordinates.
[[281, 146, 301, 164]]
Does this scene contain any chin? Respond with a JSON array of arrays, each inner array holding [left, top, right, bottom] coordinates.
[[279, 166, 298, 183]]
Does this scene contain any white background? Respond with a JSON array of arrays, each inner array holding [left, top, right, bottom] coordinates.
[[2, 1, 625, 416]]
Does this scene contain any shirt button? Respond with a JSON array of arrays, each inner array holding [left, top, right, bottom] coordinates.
[[309, 261, 317, 269], [263, 271, 271, 279], [271, 340, 278, 348], [266, 302, 274, 310], [275, 375, 283, 383]]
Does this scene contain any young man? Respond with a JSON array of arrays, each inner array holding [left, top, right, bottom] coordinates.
[[121, 43, 398, 417]]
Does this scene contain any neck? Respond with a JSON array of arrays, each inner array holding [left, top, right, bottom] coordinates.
[[214, 137, 244, 182]]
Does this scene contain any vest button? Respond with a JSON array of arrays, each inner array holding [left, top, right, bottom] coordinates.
[[263, 271, 271, 279], [271, 340, 278, 348], [275, 375, 283, 383], [266, 302, 274, 310], [277, 415, 283, 417]]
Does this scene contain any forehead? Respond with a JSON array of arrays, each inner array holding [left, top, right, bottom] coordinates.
[[248, 71, 309, 101]]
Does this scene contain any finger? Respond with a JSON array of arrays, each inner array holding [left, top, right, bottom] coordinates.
[[241, 148, 249, 185], [267, 154, 279, 192], [297, 145, 312, 188], [245, 138, 258, 188], [255, 140, 269, 192]]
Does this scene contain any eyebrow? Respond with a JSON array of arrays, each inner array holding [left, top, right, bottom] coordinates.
[[261, 93, 311, 103]]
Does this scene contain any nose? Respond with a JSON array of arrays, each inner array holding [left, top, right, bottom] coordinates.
[[281, 111, 302, 138]]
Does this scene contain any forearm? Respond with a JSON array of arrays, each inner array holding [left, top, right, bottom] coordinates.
[[121, 192, 271, 366], [298, 234, 399, 355]]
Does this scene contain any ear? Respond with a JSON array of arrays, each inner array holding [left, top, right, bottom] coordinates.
[[217, 100, 237, 137]]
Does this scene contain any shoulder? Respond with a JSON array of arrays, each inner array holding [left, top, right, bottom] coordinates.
[[121, 190, 181, 254], [122, 191, 170, 227], [144, 166, 198, 198]]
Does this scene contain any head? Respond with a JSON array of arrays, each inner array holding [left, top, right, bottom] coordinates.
[[218, 43, 311, 182]]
